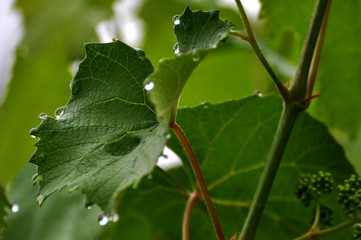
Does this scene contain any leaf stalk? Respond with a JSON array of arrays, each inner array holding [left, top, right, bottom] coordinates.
[[183, 189, 201, 240], [170, 122, 226, 240]]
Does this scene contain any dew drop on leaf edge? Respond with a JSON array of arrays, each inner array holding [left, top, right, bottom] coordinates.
[[11, 203, 20, 213], [98, 215, 109, 226], [55, 107, 64, 119], [144, 81, 154, 91], [172, 15, 180, 25], [173, 43, 180, 55], [32, 173, 43, 185], [38, 112, 47, 120]]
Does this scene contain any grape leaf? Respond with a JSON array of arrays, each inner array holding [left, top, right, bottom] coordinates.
[[5, 165, 103, 240], [30, 40, 167, 215], [148, 6, 232, 126], [0, 0, 115, 184], [164, 94, 355, 239], [0, 184, 10, 237]]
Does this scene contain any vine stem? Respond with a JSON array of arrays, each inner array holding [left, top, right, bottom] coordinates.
[[238, 103, 300, 240], [183, 189, 201, 240], [233, 0, 289, 101], [170, 122, 226, 240], [237, 1, 330, 239], [294, 217, 361, 240]]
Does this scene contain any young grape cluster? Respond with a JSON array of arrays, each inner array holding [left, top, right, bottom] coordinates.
[[337, 174, 361, 215], [295, 171, 334, 206]]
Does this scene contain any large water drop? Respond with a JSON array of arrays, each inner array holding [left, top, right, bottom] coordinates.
[[98, 215, 109, 226], [55, 107, 64, 119], [172, 15, 180, 25], [144, 81, 154, 91], [11, 204, 20, 213]]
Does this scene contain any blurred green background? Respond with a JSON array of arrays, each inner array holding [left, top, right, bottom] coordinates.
[[0, 0, 360, 239]]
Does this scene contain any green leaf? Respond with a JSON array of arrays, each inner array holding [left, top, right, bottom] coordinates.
[[148, 6, 232, 127], [30, 41, 167, 215], [165, 94, 355, 239], [5, 165, 103, 240], [0, 185, 10, 237], [0, 0, 116, 184]]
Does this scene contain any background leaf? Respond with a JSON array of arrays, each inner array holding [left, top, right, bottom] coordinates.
[[5, 165, 103, 240], [164, 94, 355, 239], [30, 41, 167, 215], [148, 6, 232, 126]]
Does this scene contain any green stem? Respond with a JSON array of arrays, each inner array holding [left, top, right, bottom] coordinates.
[[290, 0, 330, 101], [238, 104, 300, 240], [182, 189, 200, 240], [294, 217, 361, 240], [306, 0, 332, 101], [234, 0, 289, 101], [170, 122, 226, 240], [310, 199, 321, 232]]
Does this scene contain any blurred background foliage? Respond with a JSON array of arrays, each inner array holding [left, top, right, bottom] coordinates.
[[0, 0, 360, 239]]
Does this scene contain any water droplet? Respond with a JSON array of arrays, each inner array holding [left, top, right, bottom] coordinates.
[[71, 81, 81, 95], [202, 102, 210, 109], [172, 15, 180, 25], [173, 43, 180, 55], [38, 113, 47, 120], [31, 135, 36, 139], [37, 195, 45, 205], [109, 213, 119, 222], [144, 81, 154, 91], [55, 107, 64, 119], [254, 90, 263, 97], [166, 134, 171, 139], [11, 204, 20, 213], [32, 173, 43, 185], [136, 48, 146, 60], [192, 50, 200, 62], [86, 203, 93, 210], [112, 38, 119, 42], [98, 215, 109, 226]]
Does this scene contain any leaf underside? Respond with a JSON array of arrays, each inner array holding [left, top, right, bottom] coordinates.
[[30, 41, 167, 215]]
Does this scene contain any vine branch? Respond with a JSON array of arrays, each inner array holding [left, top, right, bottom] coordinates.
[[233, 0, 289, 101], [170, 122, 226, 240], [294, 216, 361, 240]]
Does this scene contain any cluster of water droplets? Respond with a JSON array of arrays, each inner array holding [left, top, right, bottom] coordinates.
[[98, 213, 119, 226]]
